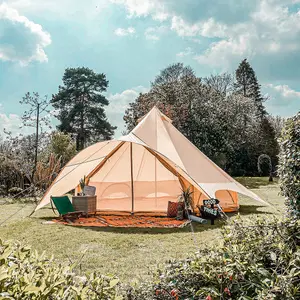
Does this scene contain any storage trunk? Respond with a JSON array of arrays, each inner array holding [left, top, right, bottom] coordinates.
[[72, 196, 97, 214]]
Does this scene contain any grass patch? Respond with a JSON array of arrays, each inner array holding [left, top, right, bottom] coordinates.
[[235, 176, 278, 189], [0, 177, 284, 282]]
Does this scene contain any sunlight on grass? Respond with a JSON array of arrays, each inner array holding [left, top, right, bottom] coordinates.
[[0, 177, 284, 282]]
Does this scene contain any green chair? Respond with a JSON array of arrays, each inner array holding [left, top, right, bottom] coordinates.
[[51, 195, 87, 221]]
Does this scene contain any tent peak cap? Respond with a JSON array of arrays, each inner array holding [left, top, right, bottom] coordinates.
[[137, 106, 172, 124]]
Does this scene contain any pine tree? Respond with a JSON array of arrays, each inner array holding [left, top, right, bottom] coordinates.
[[51, 67, 116, 150], [234, 59, 278, 173], [234, 59, 266, 116]]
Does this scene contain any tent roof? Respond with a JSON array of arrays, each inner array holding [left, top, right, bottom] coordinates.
[[35, 106, 267, 211]]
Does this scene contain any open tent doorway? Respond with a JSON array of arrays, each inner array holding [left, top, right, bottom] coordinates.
[[88, 142, 182, 213]]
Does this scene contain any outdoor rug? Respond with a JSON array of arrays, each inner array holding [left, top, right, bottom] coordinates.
[[53, 215, 190, 228]]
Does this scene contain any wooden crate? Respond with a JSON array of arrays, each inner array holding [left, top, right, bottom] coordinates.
[[72, 196, 97, 214]]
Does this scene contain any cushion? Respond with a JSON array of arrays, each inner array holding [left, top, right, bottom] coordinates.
[[167, 201, 184, 218]]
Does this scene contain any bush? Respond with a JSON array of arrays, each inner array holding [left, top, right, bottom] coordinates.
[[0, 184, 5, 196], [278, 112, 300, 217], [0, 239, 122, 299], [127, 217, 300, 299], [8, 187, 24, 198]]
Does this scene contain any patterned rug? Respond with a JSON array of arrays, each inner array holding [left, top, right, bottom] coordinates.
[[53, 215, 190, 228]]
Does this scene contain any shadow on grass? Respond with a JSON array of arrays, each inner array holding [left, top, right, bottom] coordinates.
[[234, 177, 278, 189], [228, 204, 274, 216]]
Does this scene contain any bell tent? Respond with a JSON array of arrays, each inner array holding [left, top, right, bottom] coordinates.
[[35, 106, 266, 214]]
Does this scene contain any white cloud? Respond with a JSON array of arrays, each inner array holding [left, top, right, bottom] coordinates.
[[0, 2, 51, 64], [109, 0, 168, 20], [114, 27, 136, 36], [193, 0, 300, 68], [7, 0, 109, 19], [176, 47, 193, 57], [106, 86, 149, 136], [107, 86, 148, 114], [171, 16, 227, 38], [262, 83, 300, 116], [0, 107, 23, 136], [144, 25, 167, 40], [266, 84, 300, 99]]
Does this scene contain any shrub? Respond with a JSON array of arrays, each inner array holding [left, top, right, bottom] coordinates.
[[127, 217, 300, 299], [0, 184, 5, 196], [278, 112, 300, 217], [0, 239, 122, 299], [8, 186, 24, 198]]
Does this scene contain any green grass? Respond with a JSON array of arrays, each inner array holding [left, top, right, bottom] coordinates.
[[235, 176, 278, 189], [0, 177, 285, 282]]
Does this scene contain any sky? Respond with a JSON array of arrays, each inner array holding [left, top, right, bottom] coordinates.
[[0, 0, 299, 138]]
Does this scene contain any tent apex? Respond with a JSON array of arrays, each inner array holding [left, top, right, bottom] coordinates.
[[137, 106, 172, 124]]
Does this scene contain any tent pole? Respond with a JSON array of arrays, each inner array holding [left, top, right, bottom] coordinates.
[[130, 142, 134, 215], [155, 156, 157, 207]]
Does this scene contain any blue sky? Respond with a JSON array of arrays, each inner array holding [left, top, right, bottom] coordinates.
[[0, 0, 299, 137]]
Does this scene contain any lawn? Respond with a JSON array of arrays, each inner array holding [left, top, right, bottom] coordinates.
[[0, 177, 284, 283]]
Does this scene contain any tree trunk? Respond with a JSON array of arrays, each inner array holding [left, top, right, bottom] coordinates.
[[33, 102, 40, 180], [79, 95, 85, 150]]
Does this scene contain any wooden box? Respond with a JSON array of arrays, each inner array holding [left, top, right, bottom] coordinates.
[[72, 196, 97, 214]]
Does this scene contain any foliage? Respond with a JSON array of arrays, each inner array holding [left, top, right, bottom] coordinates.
[[51, 67, 116, 150], [124, 62, 277, 176], [127, 217, 300, 299], [34, 132, 76, 191], [0, 239, 122, 299], [178, 186, 193, 211], [234, 59, 278, 172], [234, 58, 265, 116], [7, 187, 24, 198], [20, 92, 51, 131], [34, 153, 62, 191], [0, 131, 76, 197], [44, 131, 77, 166], [19, 92, 51, 179], [79, 175, 90, 194], [203, 73, 233, 97], [0, 133, 51, 195], [124, 63, 198, 136], [268, 115, 286, 139], [278, 112, 300, 217]]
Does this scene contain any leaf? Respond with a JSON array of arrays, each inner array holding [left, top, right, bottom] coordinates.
[[24, 285, 41, 293], [270, 252, 277, 261], [109, 278, 119, 288]]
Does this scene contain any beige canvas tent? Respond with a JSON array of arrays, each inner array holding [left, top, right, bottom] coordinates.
[[35, 106, 266, 214]]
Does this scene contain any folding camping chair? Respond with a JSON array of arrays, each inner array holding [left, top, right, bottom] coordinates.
[[50, 195, 88, 223]]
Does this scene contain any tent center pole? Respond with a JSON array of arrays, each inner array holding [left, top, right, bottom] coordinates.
[[155, 156, 157, 206], [130, 142, 134, 215]]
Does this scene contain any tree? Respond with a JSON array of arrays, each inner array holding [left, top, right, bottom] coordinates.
[[234, 59, 266, 116], [45, 131, 76, 166], [203, 73, 233, 97], [124, 63, 201, 141], [19, 92, 51, 179], [124, 63, 262, 174], [278, 112, 300, 218], [268, 115, 286, 139], [51, 67, 116, 150], [234, 59, 278, 172]]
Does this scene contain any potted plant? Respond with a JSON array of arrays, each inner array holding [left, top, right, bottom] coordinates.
[[179, 186, 193, 217], [78, 176, 90, 196]]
